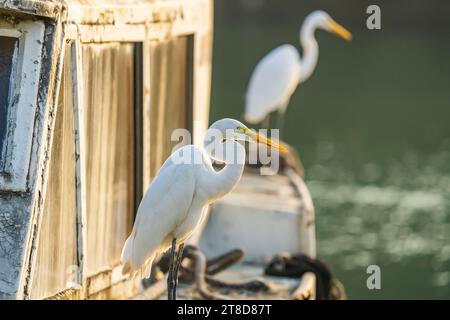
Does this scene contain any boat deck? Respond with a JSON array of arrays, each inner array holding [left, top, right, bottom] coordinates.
[[175, 263, 306, 300]]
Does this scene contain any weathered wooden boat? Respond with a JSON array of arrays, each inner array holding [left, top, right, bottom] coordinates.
[[0, 0, 213, 300], [0, 0, 342, 300]]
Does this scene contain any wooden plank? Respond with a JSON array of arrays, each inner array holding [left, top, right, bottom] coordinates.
[[142, 23, 152, 190], [30, 45, 79, 299], [18, 20, 66, 299], [86, 265, 138, 299], [0, 0, 63, 20], [82, 43, 135, 278], [72, 37, 88, 299]]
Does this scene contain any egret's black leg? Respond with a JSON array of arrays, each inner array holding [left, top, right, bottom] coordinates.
[[172, 243, 185, 300], [167, 238, 177, 300]]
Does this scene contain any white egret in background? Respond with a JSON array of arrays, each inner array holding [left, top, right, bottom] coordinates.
[[245, 10, 352, 130], [121, 118, 287, 300]]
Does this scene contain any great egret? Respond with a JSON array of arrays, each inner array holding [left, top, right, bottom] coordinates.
[[244, 10, 352, 129], [121, 118, 287, 300]]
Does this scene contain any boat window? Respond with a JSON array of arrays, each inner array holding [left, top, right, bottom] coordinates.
[[148, 36, 194, 179], [0, 36, 18, 168], [0, 21, 45, 191], [82, 43, 136, 276], [31, 45, 78, 299]]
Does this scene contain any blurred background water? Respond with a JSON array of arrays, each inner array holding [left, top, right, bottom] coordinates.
[[209, 0, 450, 299]]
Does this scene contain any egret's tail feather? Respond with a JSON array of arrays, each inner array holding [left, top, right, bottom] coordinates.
[[121, 234, 135, 275], [121, 234, 163, 278], [141, 256, 155, 279], [121, 234, 133, 262], [122, 260, 132, 275]]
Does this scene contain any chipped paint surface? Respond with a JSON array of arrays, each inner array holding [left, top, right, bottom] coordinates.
[[0, 195, 32, 299], [0, 17, 59, 299], [0, 0, 63, 20], [0, 19, 45, 192]]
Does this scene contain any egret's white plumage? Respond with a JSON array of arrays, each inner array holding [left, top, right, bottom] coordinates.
[[121, 118, 286, 279], [245, 44, 301, 123], [244, 10, 352, 124]]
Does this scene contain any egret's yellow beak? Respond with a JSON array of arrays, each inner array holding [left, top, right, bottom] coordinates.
[[241, 128, 288, 153], [329, 19, 352, 41]]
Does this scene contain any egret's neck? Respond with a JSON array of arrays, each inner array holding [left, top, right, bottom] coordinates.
[[203, 140, 246, 202], [299, 23, 319, 83]]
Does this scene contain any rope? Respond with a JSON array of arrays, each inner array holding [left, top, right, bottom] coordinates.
[[264, 252, 346, 300]]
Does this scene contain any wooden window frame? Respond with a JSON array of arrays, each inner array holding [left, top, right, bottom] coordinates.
[[28, 41, 81, 299], [64, 0, 213, 190], [71, 40, 143, 298], [0, 20, 45, 192], [134, 43, 144, 215]]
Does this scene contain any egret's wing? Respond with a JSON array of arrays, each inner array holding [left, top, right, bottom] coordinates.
[[245, 44, 301, 123], [125, 149, 197, 269]]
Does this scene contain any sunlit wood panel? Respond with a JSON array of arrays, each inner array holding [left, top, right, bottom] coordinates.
[[31, 46, 78, 299], [82, 43, 135, 276], [148, 36, 192, 179]]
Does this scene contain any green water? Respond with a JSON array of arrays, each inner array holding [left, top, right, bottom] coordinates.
[[210, 22, 450, 299]]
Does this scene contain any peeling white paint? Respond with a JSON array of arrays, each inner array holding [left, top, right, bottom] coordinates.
[[0, 20, 45, 192]]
